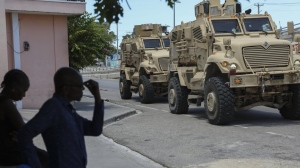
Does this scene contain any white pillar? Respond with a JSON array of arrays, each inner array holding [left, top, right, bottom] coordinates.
[[12, 13, 22, 109], [0, 0, 9, 80]]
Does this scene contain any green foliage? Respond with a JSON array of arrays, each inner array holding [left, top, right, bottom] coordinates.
[[68, 12, 116, 70], [122, 33, 133, 40], [93, 0, 178, 24]]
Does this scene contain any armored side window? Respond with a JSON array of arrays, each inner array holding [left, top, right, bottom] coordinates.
[[163, 38, 170, 48]]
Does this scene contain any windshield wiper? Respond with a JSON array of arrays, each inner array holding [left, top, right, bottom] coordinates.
[[262, 30, 268, 35], [216, 30, 231, 33], [231, 31, 236, 36]]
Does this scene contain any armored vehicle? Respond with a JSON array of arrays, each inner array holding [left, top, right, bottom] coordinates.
[[168, 0, 300, 125], [119, 24, 170, 103]]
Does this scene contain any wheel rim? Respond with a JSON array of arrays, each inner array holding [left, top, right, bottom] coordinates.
[[120, 82, 124, 93], [139, 84, 144, 96], [207, 92, 216, 112], [169, 89, 176, 105]]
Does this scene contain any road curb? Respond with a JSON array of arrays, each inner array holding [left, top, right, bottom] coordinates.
[[83, 94, 137, 126], [104, 110, 137, 126]]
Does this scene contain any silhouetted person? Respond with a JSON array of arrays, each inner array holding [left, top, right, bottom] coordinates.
[[0, 69, 48, 167], [18, 67, 104, 168]]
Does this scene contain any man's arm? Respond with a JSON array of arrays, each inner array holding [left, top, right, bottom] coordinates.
[[18, 100, 57, 168], [82, 79, 104, 136]]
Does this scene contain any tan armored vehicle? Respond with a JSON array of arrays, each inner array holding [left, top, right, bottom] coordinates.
[[119, 24, 170, 103], [168, 0, 300, 125]]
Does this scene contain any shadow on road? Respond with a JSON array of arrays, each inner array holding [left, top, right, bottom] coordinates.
[[130, 95, 168, 104], [181, 106, 300, 127]]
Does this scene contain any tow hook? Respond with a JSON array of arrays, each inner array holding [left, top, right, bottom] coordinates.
[[260, 77, 272, 96]]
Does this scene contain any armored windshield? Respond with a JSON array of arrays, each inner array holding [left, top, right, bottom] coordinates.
[[211, 19, 242, 34], [243, 18, 273, 32], [163, 38, 170, 48], [143, 39, 161, 48]]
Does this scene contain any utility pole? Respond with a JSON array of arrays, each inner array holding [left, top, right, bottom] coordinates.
[[116, 22, 119, 58], [173, 1, 181, 27], [254, 3, 264, 14]]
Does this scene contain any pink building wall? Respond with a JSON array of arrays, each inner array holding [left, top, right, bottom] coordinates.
[[0, 0, 9, 80], [17, 14, 69, 108], [1, 0, 85, 109]]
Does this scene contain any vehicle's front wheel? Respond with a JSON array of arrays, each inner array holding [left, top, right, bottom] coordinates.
[[204, 77, 234, 125], [119, 74, 132, 99], [168, 77, 189, 114], [139, 75, 154, 103], [279, 84, 300, 120]]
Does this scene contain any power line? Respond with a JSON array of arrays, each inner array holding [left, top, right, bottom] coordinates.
[[264, 3, 300, 5]]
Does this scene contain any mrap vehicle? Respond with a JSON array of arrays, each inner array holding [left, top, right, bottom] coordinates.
[[168, 0, 300, 125], [119, 24, 170, 103]]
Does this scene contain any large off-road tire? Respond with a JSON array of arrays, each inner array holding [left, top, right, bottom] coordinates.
[[119, 74, 132, 99], [139, 75, 154, 103], [204, 77, 235, 125], [279, 84, 300, 120], [168, 77, 189, 114]]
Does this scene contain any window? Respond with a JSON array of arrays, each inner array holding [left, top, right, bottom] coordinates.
[[211, 19, 242, 34], [243, 18, 273, 32], [143, 39, 161, 48], [163, 38, 170, 48]]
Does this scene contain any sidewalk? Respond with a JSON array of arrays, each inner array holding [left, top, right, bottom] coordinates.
[[19, 96, 164, 168]]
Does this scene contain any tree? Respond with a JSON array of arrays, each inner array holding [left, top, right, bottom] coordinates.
[[68, 12, 116, 70], [122, 33, 133, 40], [93, 0, 179, 24]]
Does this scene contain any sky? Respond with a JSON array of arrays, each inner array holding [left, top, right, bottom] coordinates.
[[85, 0, 300, 48]]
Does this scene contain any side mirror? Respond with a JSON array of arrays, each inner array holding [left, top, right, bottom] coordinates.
[[223, 37, 231, 46], [288, 21, 294, 35], [125, 44, 132, 52], [184, 27, 192, 40], [294, 34, 300, 42], [275, 29, 281, 39]]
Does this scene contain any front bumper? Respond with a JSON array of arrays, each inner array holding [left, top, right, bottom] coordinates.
[[230, 70, 300, 88], [150, 74, 168, 83]]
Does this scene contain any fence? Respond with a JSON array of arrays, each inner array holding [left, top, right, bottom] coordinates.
[[80, 66, 120, 79]]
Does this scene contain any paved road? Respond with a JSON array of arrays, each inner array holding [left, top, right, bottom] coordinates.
[[88, 77, 300, 168]]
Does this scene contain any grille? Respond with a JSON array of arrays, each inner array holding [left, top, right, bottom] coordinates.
[[193, 26, 202, 40], [182, 29, 185, 39], [158, 57, 169, 71], [242, 45, 290, 68]]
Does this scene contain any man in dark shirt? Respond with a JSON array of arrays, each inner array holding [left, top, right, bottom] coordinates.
[[18, 67, 104, 168]]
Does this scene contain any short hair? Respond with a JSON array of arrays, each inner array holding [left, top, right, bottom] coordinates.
[[54, 67, 81, 92], [1, 69, 29, 89]]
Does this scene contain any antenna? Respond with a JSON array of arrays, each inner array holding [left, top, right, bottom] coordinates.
[[279, 21, 282, 30]]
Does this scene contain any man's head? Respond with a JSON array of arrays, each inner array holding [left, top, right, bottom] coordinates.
[[54, 67, 84, 102], [1, 69, 30, 101]]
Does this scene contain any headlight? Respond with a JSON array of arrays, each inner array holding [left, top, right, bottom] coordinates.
[[225, 50, 234, 58], [220, 61, 229, 67], [229, 63, 237, 76], [149, 57, 154, 65], [230, 63, 237, 70], [150, 68, 157, 72], [294, 60, 300, 67]]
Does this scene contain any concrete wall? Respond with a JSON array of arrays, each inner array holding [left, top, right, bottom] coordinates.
[[16, 14, 69, 108], [1, 0, 85, 109], [4, 13, 69, 108]]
